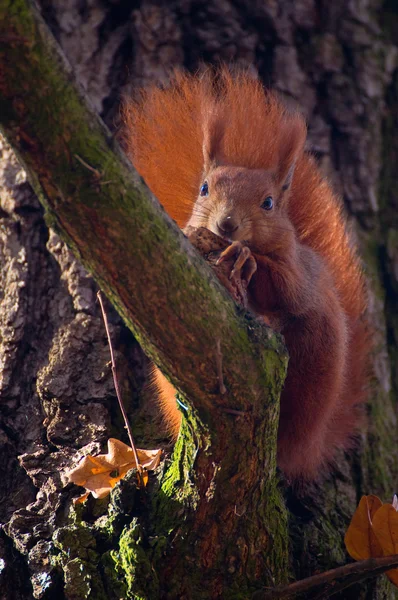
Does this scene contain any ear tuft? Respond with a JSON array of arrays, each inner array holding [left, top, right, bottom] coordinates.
[[202, 107, 226, 172], [277, 112, 307, 192]]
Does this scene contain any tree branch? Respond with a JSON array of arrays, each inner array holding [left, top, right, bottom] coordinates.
[[253, 555, 398, 599], [0, 0, 286, 437]]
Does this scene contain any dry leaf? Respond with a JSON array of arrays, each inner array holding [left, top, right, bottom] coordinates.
[[66, 438, 161, 500], [372, 504, 398, 555], [73, 492, 90, 505], [345, 494, 398, 589], [345, 495, 383, 561], [386, 569, 398, 587], [141, 469, 149, 488], [372, 504, 398, 586]]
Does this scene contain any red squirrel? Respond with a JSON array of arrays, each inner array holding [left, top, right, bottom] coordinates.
[[124, 68, 369, 480]]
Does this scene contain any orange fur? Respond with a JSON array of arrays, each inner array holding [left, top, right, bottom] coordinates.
[[150, 366, 183, 437], [124, 68, 369, 480]]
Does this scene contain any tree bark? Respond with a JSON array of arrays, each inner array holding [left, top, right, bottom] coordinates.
[[0, 0, 397, 599]]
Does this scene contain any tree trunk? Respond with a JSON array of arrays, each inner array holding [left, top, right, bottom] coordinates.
[[0, 1, 397, 599]]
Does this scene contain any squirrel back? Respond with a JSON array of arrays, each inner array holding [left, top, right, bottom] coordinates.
[[124, 68, 369, 480]]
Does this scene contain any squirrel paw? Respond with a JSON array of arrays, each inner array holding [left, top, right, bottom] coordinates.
[[217, 241, 257, 287]]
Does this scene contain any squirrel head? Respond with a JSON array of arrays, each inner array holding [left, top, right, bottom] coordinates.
[[186, 107, 306, 252]]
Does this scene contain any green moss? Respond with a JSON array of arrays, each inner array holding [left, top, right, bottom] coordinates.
[[63, 558, 92, 599], [53, 525, 98, 562], [52, 524, 108, 600], [100, 551, 127, 599], [257, 480, 290, 585], [52, 472, 141, 598], [111, 520, 159, 600], [150, 411, 204, 544]]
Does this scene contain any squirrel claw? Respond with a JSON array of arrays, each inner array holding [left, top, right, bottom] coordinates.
[[240, 254, 257, 285], [216, 240, 242, 266], [217, 241, 257, 286]]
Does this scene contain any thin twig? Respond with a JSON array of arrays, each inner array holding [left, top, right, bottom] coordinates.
[[97, 291, 142, 473], [74, 154, 101, 178], [252, 554, 398, 599], [216, 339, 226, 394]]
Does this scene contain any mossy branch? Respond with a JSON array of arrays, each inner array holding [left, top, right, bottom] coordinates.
[[0, 0, 290, 595], [0, 0, 287, 440]]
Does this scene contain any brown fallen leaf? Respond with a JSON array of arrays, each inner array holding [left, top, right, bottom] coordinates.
[[74, 492, 90, 505], [345, 495, 383, 561], [345, 494, 398, 588], [372, 503, 398, 586], [65, 438, 161, 500]]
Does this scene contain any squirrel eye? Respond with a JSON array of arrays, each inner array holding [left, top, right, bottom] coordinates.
[[200, 181, 209, 197], [261, 196, 273, 211]]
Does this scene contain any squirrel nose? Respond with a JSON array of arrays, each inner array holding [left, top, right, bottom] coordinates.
[[217, 216, 239, 236]]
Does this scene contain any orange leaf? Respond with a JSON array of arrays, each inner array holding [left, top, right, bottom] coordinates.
[[372, 503, 398, 555], [386, 569, 398, 587], [372, 503, 398, 587], [137, 448, 163, 471], [140, 469, 149, 488], [344, 495, 383, 560], [65, 438, 161, 499], [73, 492, 90, 505]]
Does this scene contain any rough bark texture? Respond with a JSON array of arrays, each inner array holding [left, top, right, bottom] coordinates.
[[0, 0, 397, 599]]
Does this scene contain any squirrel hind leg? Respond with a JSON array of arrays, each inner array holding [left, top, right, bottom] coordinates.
[[150, 365, 182, 440]]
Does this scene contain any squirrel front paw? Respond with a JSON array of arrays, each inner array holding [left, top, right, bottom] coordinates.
[[184, 227, 254, 308], [217, 241, 257, 288]]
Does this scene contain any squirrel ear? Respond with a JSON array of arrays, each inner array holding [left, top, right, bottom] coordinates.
[[277, 113, 307, 193], [202, 109, 226, 171]]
